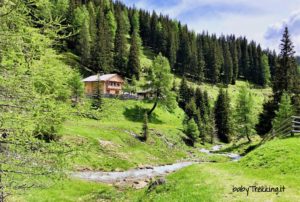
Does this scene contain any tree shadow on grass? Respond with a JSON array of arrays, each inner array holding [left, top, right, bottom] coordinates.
[[181, 136, 194, 147], [123, 105, 163, 124], [217, 141, 261, 155], [217, 141, 250, 153]]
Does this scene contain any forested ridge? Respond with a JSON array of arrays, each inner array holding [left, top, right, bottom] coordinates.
[[57, 0, 275, 87]]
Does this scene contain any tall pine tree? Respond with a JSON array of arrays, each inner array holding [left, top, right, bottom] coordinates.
[[128, 31, 141, 79], [214, 89, 231, 143], [114, 8, 128, 75], [273, 27, 299, 104]]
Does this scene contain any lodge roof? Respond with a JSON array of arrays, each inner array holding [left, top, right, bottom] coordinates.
[[82, 74, 122, 82]]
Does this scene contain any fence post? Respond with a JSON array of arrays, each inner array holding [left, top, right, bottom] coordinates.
[[272, 129, 275, 138], [291, 116, 294, 137]]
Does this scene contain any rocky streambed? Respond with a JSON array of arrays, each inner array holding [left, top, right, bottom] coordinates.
[[72, 145, 241, 189], [200, 145, 242, 161], [72, 162, 195, 189]]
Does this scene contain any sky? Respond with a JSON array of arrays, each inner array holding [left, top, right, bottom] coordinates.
[[122, 0, 300, 54]]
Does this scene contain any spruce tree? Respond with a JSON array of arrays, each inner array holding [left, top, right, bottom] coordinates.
[[91, 74, 102, 110], [214, 89, 231, 143], [106, 10, 117, 42], [184, 119, 199, 147], [203, 90, 210, 113], [209, 42, 222, 84], [185, 98, 197, 121], [94, 7, 113, 72], [208, 111, 217, 144], [114, 9, 128, 75], [273, 27, 299, 104], [240, 38, 249, 78], [178, 77, 190, 109], [177, 26, 191, 76], [87, 2, 97, 66], [230, 40, 239, 85], [195, 87, 205, 117], [78, 17, 91, 66], [139, 10, 151, 46], [168, 23, 179, 71], [223, 42, 233, 85], [257, 27, 300, 135], [128, 31, 141, 79]]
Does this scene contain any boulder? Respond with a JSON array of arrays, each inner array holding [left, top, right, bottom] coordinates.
[[147, 177, 166, 192]]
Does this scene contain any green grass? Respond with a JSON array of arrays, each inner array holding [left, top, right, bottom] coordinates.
[[129, 137, 300, 202], [61, 98, 190, 171], [61, 98, 230, 172], [20, 180, 121, 202]]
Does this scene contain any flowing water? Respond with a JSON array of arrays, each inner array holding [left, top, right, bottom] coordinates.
[[72, 162, 195, 183], [72, 145, 241, 183], [199, 145, 242, 161]]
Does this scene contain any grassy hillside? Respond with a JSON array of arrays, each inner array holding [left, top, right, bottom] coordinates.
[[61, 98, 189, 171], [61, 78, 272, 172], [61, 96, 237, 172]]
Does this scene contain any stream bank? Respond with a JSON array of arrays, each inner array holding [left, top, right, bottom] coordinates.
[[72, 145, 242, 189]]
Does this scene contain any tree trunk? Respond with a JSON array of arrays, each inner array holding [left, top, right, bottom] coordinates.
[[148, 101, 158, 116], [246, 128, 252, 142]]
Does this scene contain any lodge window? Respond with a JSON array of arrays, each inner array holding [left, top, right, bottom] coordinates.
[[109, 82, 120, 87]]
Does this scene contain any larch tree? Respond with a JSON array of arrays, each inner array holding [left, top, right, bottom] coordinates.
[[272, 92, 295, 132], [0, 1, 75, 199], [260, 54, 271, 87], [146, 53, 176, 116], [234, 85, 256, 142]]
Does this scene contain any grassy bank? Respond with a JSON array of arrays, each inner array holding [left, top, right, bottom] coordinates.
[[136, 137, 300, 202]]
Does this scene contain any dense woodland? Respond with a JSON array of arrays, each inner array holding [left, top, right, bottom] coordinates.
[[62, 0, 275, 87]]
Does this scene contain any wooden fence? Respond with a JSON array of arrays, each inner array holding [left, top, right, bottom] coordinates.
[[261, 116, 300, 144]]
